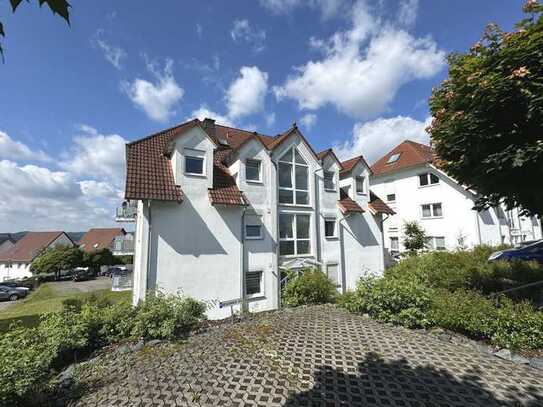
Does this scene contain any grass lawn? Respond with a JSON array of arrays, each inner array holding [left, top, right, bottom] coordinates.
[[0, 283, 131, 333]]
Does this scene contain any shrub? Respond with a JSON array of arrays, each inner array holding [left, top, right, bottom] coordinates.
[[282, 269, 337, 307], [492, 299, 543, 350], [336, 291, 363, 313], [340, 276, 434, 328], [131, 293, 207, 340]]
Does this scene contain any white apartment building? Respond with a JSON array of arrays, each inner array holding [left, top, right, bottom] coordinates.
[[370, 140, 542, 260], [124, 118, 393, 319]]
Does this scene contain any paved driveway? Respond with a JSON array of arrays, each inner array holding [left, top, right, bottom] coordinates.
[[64, 305, 543, 406]]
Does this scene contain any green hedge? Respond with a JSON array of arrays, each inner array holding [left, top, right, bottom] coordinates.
[[282, 269, 337, 307], [0, 292, 207, 404]]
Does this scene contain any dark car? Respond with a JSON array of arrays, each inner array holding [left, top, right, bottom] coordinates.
[[72, 268, 95, 282], [488, 240, 543, 265], [0, 285, 28, 301]]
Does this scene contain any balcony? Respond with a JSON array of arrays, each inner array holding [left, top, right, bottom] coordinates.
[[112, 236, 134, 256], [115, 201, 137, 222]]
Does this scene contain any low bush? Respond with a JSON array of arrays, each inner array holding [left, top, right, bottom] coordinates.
[[282, 269, 337, 307], [0, 292, 206, 404]]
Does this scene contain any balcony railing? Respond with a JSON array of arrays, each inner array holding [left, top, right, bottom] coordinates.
[[112, 238, 134, 255], [115, 201, 137, 222]]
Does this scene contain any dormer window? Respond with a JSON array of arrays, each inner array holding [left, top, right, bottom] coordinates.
[[419, 172, 439, 187], [246, 159, 261, 182], [356, 176, 365, 194], [387, 153, 401, 164], [323, 171, 335, 191], [185, 148, 205, 176]]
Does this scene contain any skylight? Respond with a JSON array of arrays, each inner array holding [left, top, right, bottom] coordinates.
[[387, 153, 401, 164]]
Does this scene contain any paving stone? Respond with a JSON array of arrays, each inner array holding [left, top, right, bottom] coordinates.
[[59, 305, 543, 406]]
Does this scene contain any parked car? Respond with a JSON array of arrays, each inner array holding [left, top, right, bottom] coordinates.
[[489, 240, 543, 265], [72, 267, 94, 282], [0, 285, 28, 301], [0, 281, 30, 292], [514, 239, 540, 248], [103, 266, 128, 278]]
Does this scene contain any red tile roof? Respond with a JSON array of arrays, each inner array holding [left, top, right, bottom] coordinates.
[[340, 155, 373, 177], [0, 231, 70, 262], [371, 140, 434, 177], [368, 191, 395, 215], [337, 190, 364, 215], [79, 228, 125, 253], [317, 148, 341, 164], [209, 148, 248, 206]]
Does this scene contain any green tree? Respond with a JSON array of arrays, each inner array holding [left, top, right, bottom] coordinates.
[[30, 246, 83, 279], [402, 221, 430, 256], [83, 248, 117, 273], [428, 1, 543, 216], [0, 0, 70, 59]]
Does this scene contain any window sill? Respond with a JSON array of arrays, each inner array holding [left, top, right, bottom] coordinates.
[[246, 179, 263, 185], [418, 183, 439, 189], [185, 172, 206, 178], [421, 216, 444, 220], [279, 203, 313, 209], [325, 236, 339, 240], [356, 192, 367, 196], [245, 236, 263, 240], [246, 294, 266, 302], [324, 188, 337, 192], [279, 254, 313, 259]]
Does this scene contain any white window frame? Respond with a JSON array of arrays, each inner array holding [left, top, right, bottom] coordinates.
[[355, 176, 365, 195], [184, 148, 206, 176], [421, 203, 443, 219], [245, 224, 263, 240], [278, 147, 310, 206], [245, 159, 262, 183], [279, 212, 311, 257], [386, 193, 396, 203], [323, 171, 336, 192], [418, 172, 439, 187], [427, 236, 446, 251], [324, 218, 337, 239], [245, 270, 264, 298], [325, 262, 340, 287], [390, 236, 400, 255]]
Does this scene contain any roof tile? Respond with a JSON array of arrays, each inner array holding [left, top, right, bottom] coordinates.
[[371, 140, 434, 177], [0, 231, 68, 262]]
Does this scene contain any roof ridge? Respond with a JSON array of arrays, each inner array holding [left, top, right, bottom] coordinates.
[[127, 120, 197, 146]]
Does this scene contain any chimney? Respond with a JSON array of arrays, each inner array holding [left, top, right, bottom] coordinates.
[[202, 117, 216, 136]]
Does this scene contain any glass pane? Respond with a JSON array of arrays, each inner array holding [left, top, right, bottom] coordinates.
[[433, 203, 443, 217], [419, 174, 428, 186], [279, 214, 294, 238], [295, 166, 308, 190], [246, 225, 261, 238], [279, 189, 294, 204], [296, 215, 310, 239], [356, 177, 364, 193], [387, 194, 396, 202], [390, 237, 399, 250], [297, 240, 310, 254], [435, 237, 445, 249], [326, 264, 339, 285], [325, 220, 336, 237], [278, 163, 292, 188], [295, 191, 308, 205], [186, 156, 204, 174], [246, 160, 260, 181], [295, 149, 306, 164], [422, 204, 431, 217], [245, 272, 262, 295], [279, 148, 293, 162], [324, 172, 334, 190], [430, 173, 439, 184], [280, 241, 294, 256]]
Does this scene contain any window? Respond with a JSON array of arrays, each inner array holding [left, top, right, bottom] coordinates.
[[279, 213, 310, 256], [390, 237, 399, 255], [324, 218, 337, 238], [386, 193, 396, 202], [245, 271, 263, 297], [356, 176, 365, 194], [323, 171, 335, 191], [185, 149, 205, 175], [278, 147, 309, 205], [418, 172, 439, 187], [421, 203, 443, 218], [427, 237, 446, 250], [245, 159, 261, 182], [245, 225, 262, 240], [326, 263, 340, 286], [387, 153, 401, 164]]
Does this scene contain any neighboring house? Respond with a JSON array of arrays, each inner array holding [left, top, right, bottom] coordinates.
[[0, 231, 75, 281], [0, 234, 16, 255], [370, 140, 542, 260], [124, 118, 393, 319], [79, 228, 133, 256]]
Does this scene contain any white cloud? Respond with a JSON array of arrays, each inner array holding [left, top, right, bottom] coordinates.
[[122, 58, 184, 122], [93, 29, 127, 69], [0, 131, 51, 162], [397, 0, 418, 27], [230, 19, 266, 52], [334, 115, 431, 163], [259, 0, 347, 19], [300, 113, 317, 130], [190, 106, 235, 127], [226, 66, 269, 119], [80, 180, 122, 201], [196, 23, 203, 39], [265, 112, 276, 127], [273, 0, 445, 119]]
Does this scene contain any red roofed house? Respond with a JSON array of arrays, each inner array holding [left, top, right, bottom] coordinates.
[[79, 228, 133, 256], [0, 231, 74, 281], [370, 140, 542, 260], [125, 118, 392, 319]]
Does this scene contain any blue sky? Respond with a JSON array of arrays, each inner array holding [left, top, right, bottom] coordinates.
[[0, 0, 527, 231]]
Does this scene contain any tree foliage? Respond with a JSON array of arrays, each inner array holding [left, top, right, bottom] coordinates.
[[428, 1, 543, 215], [83, 248, 117, 272], [0, 0, 70, 59], [30, 245, 82, 276], [402, 221, 430, 256]]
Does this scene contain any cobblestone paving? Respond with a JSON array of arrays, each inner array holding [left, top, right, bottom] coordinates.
[[65, 306, 543, 406]]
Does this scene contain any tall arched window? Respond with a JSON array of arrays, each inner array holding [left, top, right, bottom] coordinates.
[[278, 147, 309, 205]]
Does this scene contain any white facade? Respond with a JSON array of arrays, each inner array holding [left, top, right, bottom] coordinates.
[[370, 163, 542, 261], [131, 125, 389, 320]]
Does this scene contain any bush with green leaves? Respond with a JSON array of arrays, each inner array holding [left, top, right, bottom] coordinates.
[[282, 269, 337, 307]]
